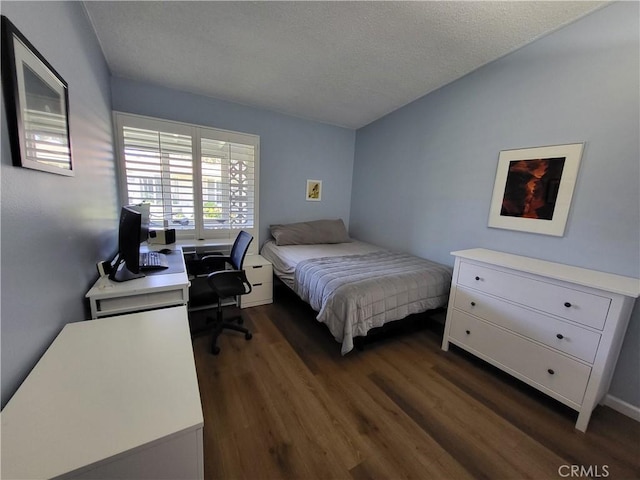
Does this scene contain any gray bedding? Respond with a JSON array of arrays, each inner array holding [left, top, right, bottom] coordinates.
[[293, 250, 452, 354]]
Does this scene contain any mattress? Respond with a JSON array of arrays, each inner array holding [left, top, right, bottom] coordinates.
[[261, 239, 453, 354], [260, 239, 383, 289]]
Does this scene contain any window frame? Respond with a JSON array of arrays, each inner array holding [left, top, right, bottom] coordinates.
[[113, 111, 260, 244]]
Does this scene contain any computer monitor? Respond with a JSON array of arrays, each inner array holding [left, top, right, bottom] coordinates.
[[128, 203, 150, 243], [109, 205, 145, 282]]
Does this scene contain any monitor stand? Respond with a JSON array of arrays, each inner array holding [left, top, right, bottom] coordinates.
[[109, 257, 145, 282]]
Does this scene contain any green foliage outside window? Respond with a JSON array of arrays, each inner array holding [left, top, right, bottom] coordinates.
[[203, 201, 222, 219]]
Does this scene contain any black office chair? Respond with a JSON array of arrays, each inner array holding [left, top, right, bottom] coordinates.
[[204, 231, 254, 355]]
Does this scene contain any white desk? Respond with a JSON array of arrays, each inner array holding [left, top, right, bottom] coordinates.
[[0, 306, 204, 479], [86, 242, 270, 319], [86, 248, 189, 319]]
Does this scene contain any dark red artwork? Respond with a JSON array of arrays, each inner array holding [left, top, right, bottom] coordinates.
[[501, 157, 565, 220]]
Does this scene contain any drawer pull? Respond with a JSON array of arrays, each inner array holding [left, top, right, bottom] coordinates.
[[475, 276, 480, 281], [556, 333, 564, 340], [465, 330, 471, 335], [253, 283, 263, 287], [470, 302, 476, 306], [253, 265, 263, 269], [564, 302, 572, 308], [547, 369, 555, 375]]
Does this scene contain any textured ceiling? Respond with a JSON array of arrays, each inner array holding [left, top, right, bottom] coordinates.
[[84, 1, 608, 129]]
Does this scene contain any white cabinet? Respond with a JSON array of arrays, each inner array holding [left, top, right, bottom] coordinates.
[[442, 248, 639, 432], [1, 307, 203, 479], [240, 255, 273, 308]]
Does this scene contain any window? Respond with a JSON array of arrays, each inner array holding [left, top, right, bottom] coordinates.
[[114, 112, 259, 242]]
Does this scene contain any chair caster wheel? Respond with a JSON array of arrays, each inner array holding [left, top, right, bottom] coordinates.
[[212, 346, 220, 355], [245, 333, 252, 340]]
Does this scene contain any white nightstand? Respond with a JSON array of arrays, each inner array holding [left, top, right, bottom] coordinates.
[[240, 255, 273, 308]]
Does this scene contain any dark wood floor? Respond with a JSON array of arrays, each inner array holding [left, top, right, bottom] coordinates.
[[191, 286, 640, 480]]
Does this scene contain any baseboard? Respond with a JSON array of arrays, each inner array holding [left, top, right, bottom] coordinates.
[[603, 394, 640, 422]]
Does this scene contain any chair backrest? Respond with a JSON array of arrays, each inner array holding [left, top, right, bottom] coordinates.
[[229, 231, 253, 270]]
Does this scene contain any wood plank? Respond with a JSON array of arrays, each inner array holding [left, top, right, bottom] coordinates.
[[433, 345, 640, 479], [192, 291, 640, 480]]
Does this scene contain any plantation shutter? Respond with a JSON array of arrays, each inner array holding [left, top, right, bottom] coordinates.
[[115, 112, 259, 242], [200, 137, 256, 232], [121, 125, 194, 230]]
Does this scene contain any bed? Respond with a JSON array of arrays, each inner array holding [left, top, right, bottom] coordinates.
[[260, 219, 453, 354]]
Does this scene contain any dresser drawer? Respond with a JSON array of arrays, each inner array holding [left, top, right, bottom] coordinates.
[[449, 310, 591, 405], [240, 281, 272, 308], [245, 264, 273, 284], [457, 262, 611, 330], [454, 288, 601, 363]]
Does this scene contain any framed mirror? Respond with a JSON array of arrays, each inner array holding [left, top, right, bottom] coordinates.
[[1, 16, 73, 176]]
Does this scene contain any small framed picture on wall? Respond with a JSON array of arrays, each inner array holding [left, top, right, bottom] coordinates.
[[306, 179, 322, 201]]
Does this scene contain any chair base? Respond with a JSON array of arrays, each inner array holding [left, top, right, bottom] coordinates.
[[208, 314, 252, 355]]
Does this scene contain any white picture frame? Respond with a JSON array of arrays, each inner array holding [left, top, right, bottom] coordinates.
[[306, 179, 322, 201], [488, 143, 584, 237]]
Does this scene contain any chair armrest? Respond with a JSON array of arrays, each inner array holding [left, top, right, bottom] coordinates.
[[201, 254, 231, 265], [187, 255, 229, 276]]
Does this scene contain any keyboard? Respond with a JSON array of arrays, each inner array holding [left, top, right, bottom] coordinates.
[[139, 251, 169, 270]]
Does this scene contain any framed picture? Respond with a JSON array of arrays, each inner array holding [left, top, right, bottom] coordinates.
[[1, 16, 73, 176], [488, 143, 584, 237], [306, 179, 322, 201]]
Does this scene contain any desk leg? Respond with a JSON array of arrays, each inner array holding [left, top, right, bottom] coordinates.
[[89, 298, 99, 319]]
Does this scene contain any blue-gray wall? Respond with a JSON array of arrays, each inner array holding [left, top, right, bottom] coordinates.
[[351, 2, 640, 406], [110, 77, 356, 247], [0, 2, 118, 407]]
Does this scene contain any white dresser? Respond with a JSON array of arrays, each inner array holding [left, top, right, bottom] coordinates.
[[442, 248, 639, 432]]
